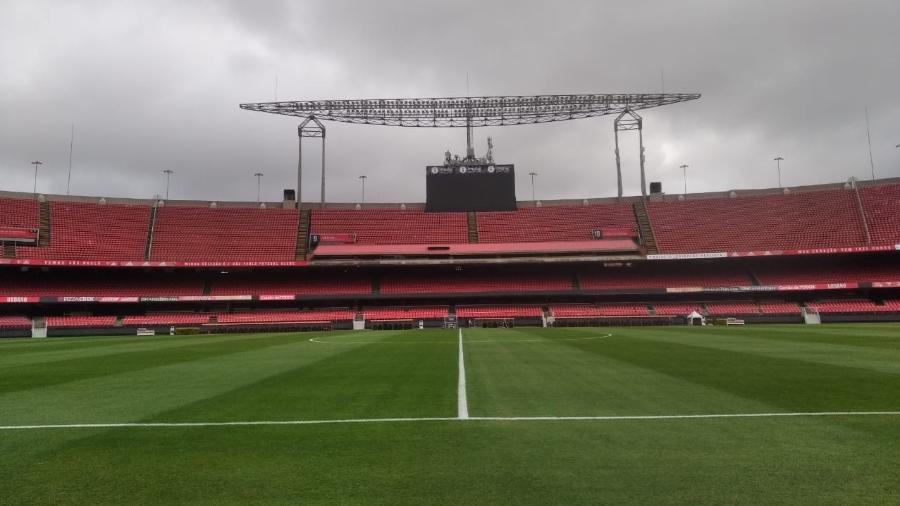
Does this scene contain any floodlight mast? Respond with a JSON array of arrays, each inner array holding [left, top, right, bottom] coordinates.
[[240, 93, 700, 204]]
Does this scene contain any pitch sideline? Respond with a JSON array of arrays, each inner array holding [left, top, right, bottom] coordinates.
[[3, 411, 899, 431]]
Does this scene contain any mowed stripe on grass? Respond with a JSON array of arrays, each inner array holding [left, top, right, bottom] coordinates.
[[1, 325, 899, 504]]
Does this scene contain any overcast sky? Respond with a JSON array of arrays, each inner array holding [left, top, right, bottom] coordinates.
[[1, 0, 899, 203]]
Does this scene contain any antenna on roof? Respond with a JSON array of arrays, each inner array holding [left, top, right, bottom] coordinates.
[[865, 108, 876, 180], [67, 124, 74, 195]]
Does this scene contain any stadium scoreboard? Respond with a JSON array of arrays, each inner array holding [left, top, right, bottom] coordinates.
[[425, 164, 517, 212]]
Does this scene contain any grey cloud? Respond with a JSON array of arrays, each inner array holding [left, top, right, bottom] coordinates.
[[1, 0, 898, 203]]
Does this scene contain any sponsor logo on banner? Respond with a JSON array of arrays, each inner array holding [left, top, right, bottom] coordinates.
[[177, 295, 253, 302], [140, 296, 179, 302], [871, 281, 900, 288], [259, 295, 296, 301], [647, 252, 728, 260], [701, 286, 776, 293], [1, 296, 38, 303], [98, 297, 140, 303], [60, 296, 96, 302]]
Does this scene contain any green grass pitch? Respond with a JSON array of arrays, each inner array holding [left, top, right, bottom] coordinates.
[[1, 324, 899, 504]]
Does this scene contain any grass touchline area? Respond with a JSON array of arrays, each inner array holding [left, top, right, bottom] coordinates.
[[3, 410, 900, 431]]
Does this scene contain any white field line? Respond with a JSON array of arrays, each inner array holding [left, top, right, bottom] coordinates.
[[2, 412, 899, 431], [308, 334, 612, 344], [458, 327, 469, 420]]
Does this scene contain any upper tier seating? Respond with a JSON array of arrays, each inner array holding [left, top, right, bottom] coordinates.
[[0, 197, 38, 229], [216, 309, 355, 323], [579, 264, 750, 289], [363, 306, 449, 320], [858, 183, 900, 245], [210, 272, 372, 296], [45, 315, 117, 327], [476, 203, 637, 243], [647, 189, 868, 253], [122, 313, 210, 326], [18, 201, 149, 260], [380, 272, 571, 294], [550, 303, 649, 317], [0, 316, 31, 329], [151, 206, 298, 262], [311, 209, 467, 245], [456, 305, 543, 318]]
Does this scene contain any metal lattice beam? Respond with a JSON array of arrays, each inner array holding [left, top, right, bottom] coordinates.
[[239, 93, 700, 127]]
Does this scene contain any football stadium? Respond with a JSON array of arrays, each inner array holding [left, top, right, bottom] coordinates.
[[3, 2, 900, 504]]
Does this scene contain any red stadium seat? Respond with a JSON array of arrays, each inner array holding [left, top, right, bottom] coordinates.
[[151, 206, 298, 262], [477, 203, 637, 243]]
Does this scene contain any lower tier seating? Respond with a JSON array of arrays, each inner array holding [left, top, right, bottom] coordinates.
[[550, 303, 649, 317], [456, 305, 543, 318], [806, 299, 897, 313], [652, 302, 703, 316], [215, 309, 355, 323], [45, 316, 117, 327], [381, 273, 571, 294], [0, 316, 31, 329], [122, 313, 211, 326], [363, 306, 449, 320]]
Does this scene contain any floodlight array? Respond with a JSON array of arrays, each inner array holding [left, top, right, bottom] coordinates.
[[240, 93, 700, 127]]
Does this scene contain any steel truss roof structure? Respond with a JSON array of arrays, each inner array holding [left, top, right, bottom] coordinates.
[[239, 93, 700, 127]]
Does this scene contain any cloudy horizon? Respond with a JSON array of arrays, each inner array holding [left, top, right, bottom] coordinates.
[[1, 0, 899, 204]]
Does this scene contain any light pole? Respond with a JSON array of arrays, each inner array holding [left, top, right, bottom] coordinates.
[[528, 172, 538, 202], [680, 164, 688, 195], [163, 169, 174, 199], [358, 175, 367, 204], [774, 157, 784, 187], [254, 172, 264, 202], [30, 161, 42, 198]]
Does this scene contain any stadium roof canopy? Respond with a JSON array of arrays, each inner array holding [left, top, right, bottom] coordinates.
[[239, 93, 701, 127]]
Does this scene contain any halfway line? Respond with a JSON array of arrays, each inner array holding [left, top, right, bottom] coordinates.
[[458, 327, 469, 419], [3, 412, 899, 431]]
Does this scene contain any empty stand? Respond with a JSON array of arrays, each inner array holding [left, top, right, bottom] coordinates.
[[0, 197, 39, 230], [151, 206, 298, 262], [652, 302, 703, 316], [311, 209, 467, 245], [858, 183, 900, 245], [753, 259, 900, 285], [122, 313, 210, 326], [758, 301, 801, 314], [210, 272, 371, 296], [0, 271, 202, 297], [477, 203, 637, 243], [46, 316, 117, 327], [363, 306, 449, 320], [704, 302, 760, 315], [806, 299, 895, 313], [550, 303, 649, 317], [380, 272, 572, 294], [456, 305, 543, 318], [648, 189, 868, 253], [579, 263, 750, 289], [0, 316, 31, 329], [17, 201, 149, 260], [216, 309, 355, 323]]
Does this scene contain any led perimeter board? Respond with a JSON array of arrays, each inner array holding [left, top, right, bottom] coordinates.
[[425, 164, 517, 212]]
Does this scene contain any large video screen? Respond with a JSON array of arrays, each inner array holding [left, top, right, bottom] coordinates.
[[425, 164, 517, 212]]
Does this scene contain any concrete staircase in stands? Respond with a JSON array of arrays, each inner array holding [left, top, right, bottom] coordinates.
[[633, 201, 658, 254]]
